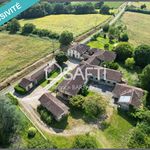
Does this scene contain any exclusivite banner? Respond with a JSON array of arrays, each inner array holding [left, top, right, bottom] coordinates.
[[0, 0, 39, 25]]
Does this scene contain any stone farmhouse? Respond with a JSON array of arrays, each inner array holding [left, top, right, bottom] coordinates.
[[39, 93, 69, 121], [58, 44, 144, 110], [19, 63, 58, 92]]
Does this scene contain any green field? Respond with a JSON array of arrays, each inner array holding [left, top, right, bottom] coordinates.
[[104, 2, 123, 9], [20, 14, 110, 37], [88, 36, 117, 50], [0, 33, 59, 83], [121, 12, 150, 46], [131, 2, 150, 10], [95, 110, 134, 148]]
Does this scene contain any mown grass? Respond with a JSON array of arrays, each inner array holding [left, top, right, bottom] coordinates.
[[0, 33, 59, 83], [104, 2, 123, 9], [121, 12, 150, 46], [40, 69, 61, 87], [88, 36, 117, 50], [20, 14, 110, 37], [93, 109, 134, 148]]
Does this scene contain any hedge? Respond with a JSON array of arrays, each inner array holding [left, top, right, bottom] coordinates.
[[6, 93, 18, 105], [14, 84, 27, 95]]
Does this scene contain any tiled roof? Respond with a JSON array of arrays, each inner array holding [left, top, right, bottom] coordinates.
[[39, 93, 69, 120], [58, 63, 123, 96], [19, 77, 32, 89], [113, 83, 144, 108]]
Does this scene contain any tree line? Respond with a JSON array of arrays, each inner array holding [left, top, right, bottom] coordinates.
[[18, 2, 111, 19]]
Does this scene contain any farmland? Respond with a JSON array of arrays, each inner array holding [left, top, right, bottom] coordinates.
[[121, 12, 150, 46], [104, 2, 123, 9], [0, 33, 59, 82], [131, 2, 150, 10], [20, 14, 110, 37]]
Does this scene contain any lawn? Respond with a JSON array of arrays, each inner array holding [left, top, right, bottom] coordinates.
[[0, 33, 59, 83], [20, 14, 110, 37], [121, 12, 150, 46], [94, 109, 135, 148], [40, 69, 61, 87], [104, 2, 123, 9], [88, 36, 117, 50]]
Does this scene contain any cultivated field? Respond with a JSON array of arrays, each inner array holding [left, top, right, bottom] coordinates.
[[20, 14, 110, 37], [0, 33, 59, 82], [121, 12, 150, 46]]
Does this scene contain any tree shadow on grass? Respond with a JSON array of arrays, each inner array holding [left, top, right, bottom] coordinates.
[[50, 116, 69, 132], [69, 106, 97, 124], [117, 108, 137, 126]]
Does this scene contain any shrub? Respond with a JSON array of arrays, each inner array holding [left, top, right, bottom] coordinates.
[[37, 105, 52, 125], [140, 64, 150, 92], [125, 57, 135, 69], [104, 43, 109, 50], [79, 85, 89, 96], [119, 33, 129, 42], [32, 28, 59, 39], [70, 95, 85, 109], [14, 84, 27, 95], [22, 23, 36, 35], [134, 44, 150, 68], [100, 121, 110, 130], [6, 93, 18, 105], [7, 19, 20, 34], [102, 62, 119, 70], [114, 42, 134, 62], [73, 134, 98, 148], [28, 127, 37, 138], [103, 24, 109, 32], [100, 5, 110, 15]]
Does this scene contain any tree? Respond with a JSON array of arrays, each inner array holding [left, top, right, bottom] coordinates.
[[141, 4, 146, 9], [21, 23, 36, 35], [134, 45, 150, 68], [55, 51, 68, 65], [7, 19, 20, 34], [140, 64, 150, 92], [102, 62, 119, 70], [73, 134, 98, 148], [79, 85, 89, 96], [114, 42, 134, 62], [119, 33, 129, 42], [83, 94, 106, 118], [59, 31, 73, 46], [0, 96, 22, 147], [125, 57, 135, 69], [70, 95, 85, 109], [95, 1, 104, 9], [108, 26, 120, 41], [100, 5, 110, 15], [103, 24, 109, 32], [104, 43, 109, 50], [74, 3, 96, 14]]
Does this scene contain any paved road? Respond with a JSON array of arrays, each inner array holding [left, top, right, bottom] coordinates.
[[81, 2, 128, 44]]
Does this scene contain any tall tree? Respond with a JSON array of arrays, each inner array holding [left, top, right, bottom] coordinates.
[[7, 19, 20, 34], [0, 96, 22, 147]]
